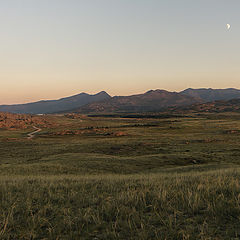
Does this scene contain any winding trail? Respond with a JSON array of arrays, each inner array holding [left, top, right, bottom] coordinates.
[[27, 126, 42, 139]]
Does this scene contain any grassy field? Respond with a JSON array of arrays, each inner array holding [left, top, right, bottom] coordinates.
[[1, 113, 240, 239]]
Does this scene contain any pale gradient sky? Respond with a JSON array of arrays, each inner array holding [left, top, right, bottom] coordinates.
[[0, 0, 240, 104]]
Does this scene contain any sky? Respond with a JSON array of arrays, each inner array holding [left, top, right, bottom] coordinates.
[[0, 0, 240, 104]]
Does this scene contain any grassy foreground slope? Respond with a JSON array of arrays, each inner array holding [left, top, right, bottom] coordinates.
[[1, 170, 240, 239], [1, 113, 240, 239]]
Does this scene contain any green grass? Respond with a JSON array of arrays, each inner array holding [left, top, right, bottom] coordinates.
[[1, 113, 240, 239], [0, 169, 240, 239]]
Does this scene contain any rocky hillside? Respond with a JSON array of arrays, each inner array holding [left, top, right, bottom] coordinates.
[[171, 99, 240, 113], [0, 112, 54, 130]]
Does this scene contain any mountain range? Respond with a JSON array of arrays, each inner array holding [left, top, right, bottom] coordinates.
[[1, 88, 240, 114], [72, 88, 240, 114], [75, 90, 199, 113]]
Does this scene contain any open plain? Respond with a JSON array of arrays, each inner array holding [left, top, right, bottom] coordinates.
[[1, 113, 240, 239]]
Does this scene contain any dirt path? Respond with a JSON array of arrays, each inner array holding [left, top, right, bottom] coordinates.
[[27, 126, 42, 139]]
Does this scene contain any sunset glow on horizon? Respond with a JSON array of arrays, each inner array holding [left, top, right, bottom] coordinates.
[[1, 0, 240, 104]]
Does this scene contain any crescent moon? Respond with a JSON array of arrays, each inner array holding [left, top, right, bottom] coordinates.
[[227, 24, 231, 30]]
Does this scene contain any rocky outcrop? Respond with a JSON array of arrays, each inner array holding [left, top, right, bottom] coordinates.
[[0, 112, 54, 130]]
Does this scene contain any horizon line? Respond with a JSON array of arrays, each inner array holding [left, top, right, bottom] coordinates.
[[1, 87, 240, 106]]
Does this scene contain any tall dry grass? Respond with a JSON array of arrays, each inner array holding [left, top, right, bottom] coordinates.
[[0, 169, 239, 239]]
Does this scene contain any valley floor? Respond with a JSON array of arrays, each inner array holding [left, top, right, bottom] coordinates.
[[0, 113, 240, 239]]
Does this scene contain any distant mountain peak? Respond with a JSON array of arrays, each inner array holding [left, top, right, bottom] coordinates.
[[146, 89, 168, 93], [96, 91, 111, 96]]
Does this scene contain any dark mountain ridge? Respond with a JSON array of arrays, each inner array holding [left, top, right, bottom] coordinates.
[[0, 91, 111, 114], [181, 88, 240, 102], [2, 88, 240, 114], [74, 89, 200, 113]]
